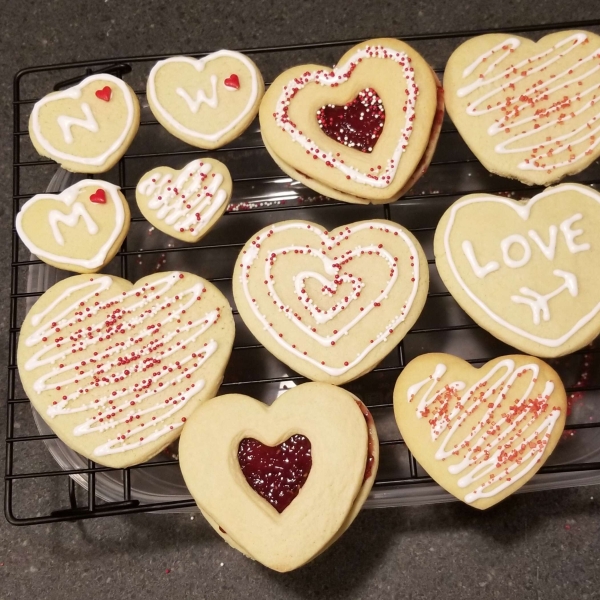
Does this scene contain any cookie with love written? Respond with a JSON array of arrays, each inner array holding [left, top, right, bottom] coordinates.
[[232, 219, 429, 385], [434, 183, 600, 357], [16, 180, 130, 274], [136, 158, 232, 242], [260, 39, 440, 203], [444, 30, 600, 185], [147, 51, 264, 149], [17, 272, 235, 469], [29, 74, 140, 174], [179, 382, 379, 572], [393, 353, 567, 509]]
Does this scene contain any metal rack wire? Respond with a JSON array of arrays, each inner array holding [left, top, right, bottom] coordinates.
[[7, 19, 600, 525]]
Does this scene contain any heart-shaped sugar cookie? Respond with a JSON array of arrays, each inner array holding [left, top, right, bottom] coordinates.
[[18, 271, 235, 469], [435, 183, 600, 357], [260, 39, 440, 203], [135, 158, 232, 243], [179, 382, 378, 571], [444, 30, 600, 185], [394, 353, 567, 509], [233, 219, 429, 385], [29, 73, 140, 173], [147, 51, 264, 149], [16, 180, 130, 274]]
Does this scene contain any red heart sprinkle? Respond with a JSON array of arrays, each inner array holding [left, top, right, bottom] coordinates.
[[238, 435, 312, 513], [223, 74, 240, 90], [89, 189, 107, 204], [95, 86, 112, 102]]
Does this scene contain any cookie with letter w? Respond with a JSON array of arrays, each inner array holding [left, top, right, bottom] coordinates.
[[434, 183, 600, 357]]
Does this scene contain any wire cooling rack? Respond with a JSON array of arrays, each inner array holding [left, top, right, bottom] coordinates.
[[7, 19, 600, 525]]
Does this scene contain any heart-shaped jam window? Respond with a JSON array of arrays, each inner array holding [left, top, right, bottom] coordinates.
[[316, 87, 385, 153], [238, 435, 312, 513]]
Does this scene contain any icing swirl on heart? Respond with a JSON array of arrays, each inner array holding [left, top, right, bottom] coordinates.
[[456, 32, 600, 174], [238, 221, 420, 377], [407, 359, 562, 504], [23, 272, 222, 458], [274, 45, 418, 188]]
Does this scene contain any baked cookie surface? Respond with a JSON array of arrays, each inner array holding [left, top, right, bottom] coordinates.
[[260, 39, 439, 203], [16, 179, 130, 274], [444, 30, 600, 185], [434, 184, 600, 357], [394, 353, 567, 509], [18, 271, 234, 469], [147, 51, 264, 149], [233, 219, 429, 384], [179, 382, 378, 571], [29, 73, 140, 173]]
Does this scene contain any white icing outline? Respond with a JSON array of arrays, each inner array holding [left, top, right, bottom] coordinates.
[[407, 360, 562, 503], [30, 74, 136, 167], [147, 51, 259, 143], [443, 184, 600, 347], [16, 180, 125, 270], [273, 45, 418, 188], [239, 221, 420, 376]]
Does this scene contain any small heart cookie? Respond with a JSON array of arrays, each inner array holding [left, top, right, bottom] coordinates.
[[434, 183, 600, 357], [147, 51, 264, 149], [179, 382, 379, 571], [135, 158, 232, 243], [16, 180, 130, 273], [444, 30, 600, 185], [18, 271, 235, 469], [29, 74, 140, 173], [260, 39, 440, 203], [232, 219, 429, 385], [393, 353, 566, 509]]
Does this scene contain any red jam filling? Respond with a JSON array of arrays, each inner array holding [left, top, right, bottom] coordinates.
[[237, 434, 312, 513], [316, 87, 385, 153], [355, 400, 376, 482]]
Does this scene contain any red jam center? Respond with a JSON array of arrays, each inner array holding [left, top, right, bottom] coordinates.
[[316, 87, 385, 153], [238, 434, 312, 513]]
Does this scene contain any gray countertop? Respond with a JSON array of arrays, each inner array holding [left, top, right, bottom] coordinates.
[[2, 1, 600, 598]]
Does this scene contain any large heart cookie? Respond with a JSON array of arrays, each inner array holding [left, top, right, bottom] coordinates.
[[233, 219, 429, 385], [260, 38, 440, 203], [435, 183, 600, 357], [147, 51, 264, 149], [179, 382, 379, 571], [16, 179, 130, 273], [29, 74, 140, 174], [394, 353, 566, 509], [135, 157, 232, 243], [444, 30, 600, 185], [18, 272, 235, 469]]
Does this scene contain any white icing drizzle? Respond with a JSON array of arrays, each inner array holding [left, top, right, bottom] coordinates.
[[24, 272, 221, 457], [500, 234, 531, 268], [456, 32, 600, 172], [15, 180, 125, 270], [56, 103, 99, 143], [407, 360, 562, 504], [239, 221, 420, 376], [136, 159, 228, 236], [176, 75, 219, 112], [528, 226, 558, 260], [147, 51, 259, 143], [559, 213, 591, 253], [443, 184, 600, 347], [273, 45, 418, 188], [30, 74, 136, 167], [48, 202, 98, 246]]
